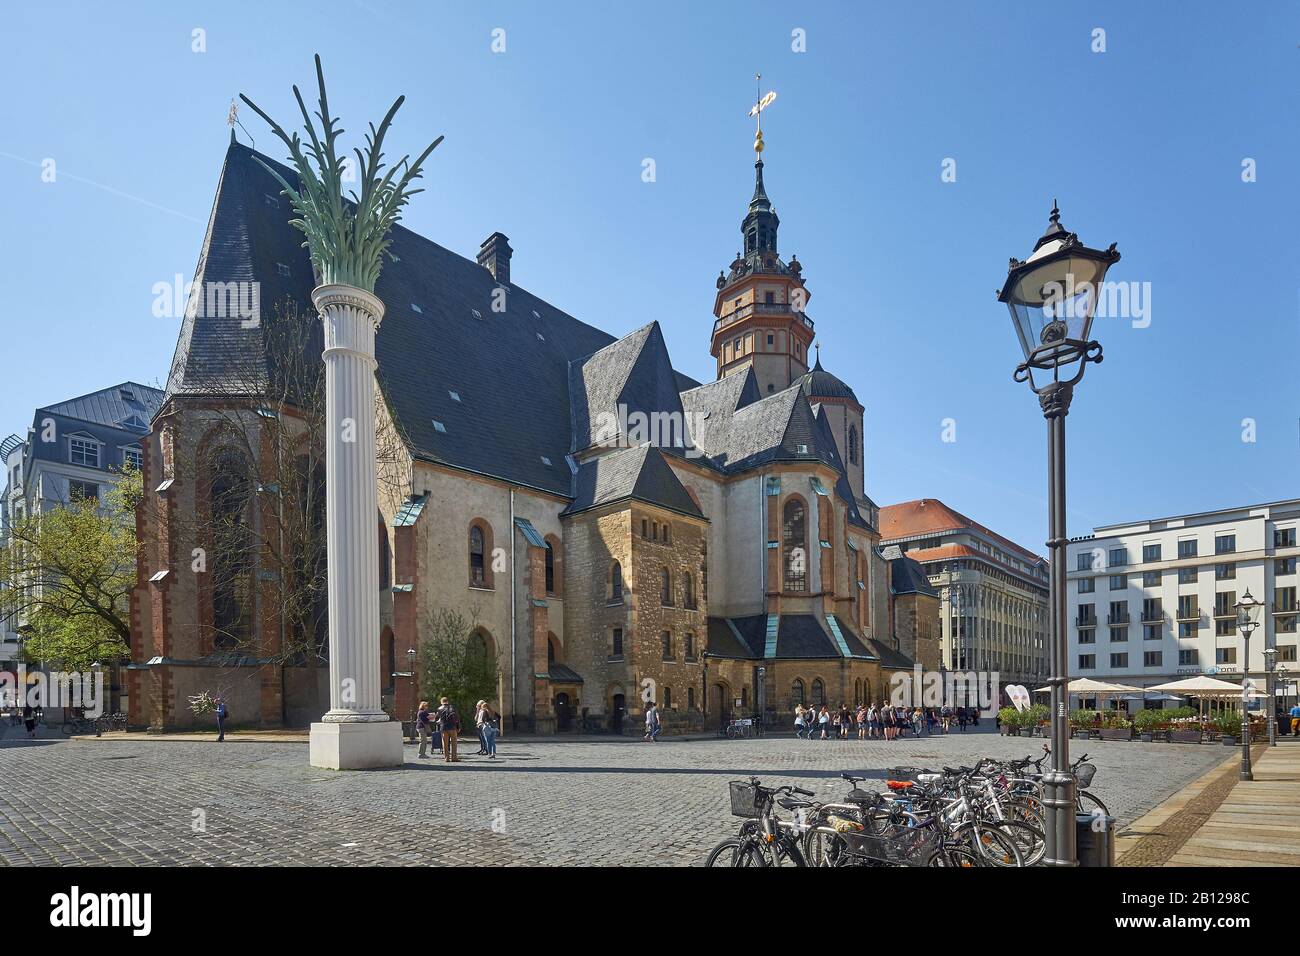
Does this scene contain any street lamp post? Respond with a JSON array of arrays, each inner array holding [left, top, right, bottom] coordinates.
[[999, 202, 1120, 868], [91, 661, 103, 737], [1235, 589, 1264, 779], [1263, 646, 1278, 747], [406, 647, 418, 743]]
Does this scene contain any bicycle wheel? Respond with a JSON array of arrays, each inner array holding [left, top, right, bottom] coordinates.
[[927, 843, 980, 867], [1077, 790, 1110, 821], [970, 824, 1025, 867], [704, 837, 767, 867], [988, 819, 1045, 867]]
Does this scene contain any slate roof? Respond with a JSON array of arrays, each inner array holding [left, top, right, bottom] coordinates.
[[797, 355, 860, 406], [39, 382, 163, 432], [704, 614, 882, 661], [168, 141, 869, 511], [889, 554, 937, 597], [563, 445, 703, 519], [706, 615, 766, 659]]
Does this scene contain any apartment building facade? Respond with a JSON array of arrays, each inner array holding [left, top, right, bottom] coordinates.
[[880, 499, 1050, 689], [1066, 499, 1300, 705]]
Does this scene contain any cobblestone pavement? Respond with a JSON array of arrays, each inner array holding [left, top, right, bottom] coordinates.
[[0, 727, 1229, 866]]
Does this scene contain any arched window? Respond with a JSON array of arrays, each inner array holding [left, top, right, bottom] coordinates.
[[684, 632, 696, 660], [661, 630, 673, 660], [609, 561, 623, 603], [378, 519, 391, 591], [469, 521, 493, 588], [854, 678, 862, 706], [792, 679, 806, 706], [783, 497, 808, 592], [811, 678, 825, 707], [547, 634, 559, 667], [209, 449, 252, 650], [848, 425, 859, 466], [544, 540, 555, 593], [383, 628, 396, 691], [660, 568, 673, 606], [610, 627, 624, 658], [687, 687, 695, 710], [683, 572, 695, 609], [664, 686, 672, 709]]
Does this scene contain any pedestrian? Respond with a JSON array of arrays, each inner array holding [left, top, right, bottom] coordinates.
[[473, 700, 489, 755], [912, 707, 924, 737], [794, 705, 807, 739], [1290, 702, 1300, 737], [868, 703, 880, 739], [882, 704, 895, 741], [839, 704, 852, 739], [480, 703, 499, 758], [214, 696, 228, 742], [416, 700, 435, 758], [856, 703, 869, 740], [644, 700, 662, 742], [816, 705, 829, 740], [958, 707, 968, 733], [435, 697, 460, 762], [23, 703, 36, 739]]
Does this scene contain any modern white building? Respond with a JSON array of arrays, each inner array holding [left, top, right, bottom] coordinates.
[[1066, 499, 1300, 708]]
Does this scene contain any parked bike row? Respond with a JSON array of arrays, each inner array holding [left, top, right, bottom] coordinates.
[[706, 751, 1106, 867]]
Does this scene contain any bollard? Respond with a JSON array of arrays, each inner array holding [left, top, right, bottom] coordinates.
[[1076, 813, 1115, 867]]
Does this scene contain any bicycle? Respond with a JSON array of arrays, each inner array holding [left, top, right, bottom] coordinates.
[[705, 777, 816, 867]]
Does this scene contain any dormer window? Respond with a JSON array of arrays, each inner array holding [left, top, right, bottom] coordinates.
[[411, 303, 423, 313], [69, 436, 100, 468], [264, 194, 280, 208], [431, 420, 446, 434], [449, 391, 461, 402], [276, 263, 291, 277]]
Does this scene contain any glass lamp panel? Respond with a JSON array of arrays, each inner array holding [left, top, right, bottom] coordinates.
[[1005, 252, 1111, 357]]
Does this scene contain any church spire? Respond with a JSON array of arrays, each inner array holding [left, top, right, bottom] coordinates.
[[743, 75, 780, 258]]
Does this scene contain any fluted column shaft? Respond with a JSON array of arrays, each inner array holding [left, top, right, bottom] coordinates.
[[313, 283, 386, 722]]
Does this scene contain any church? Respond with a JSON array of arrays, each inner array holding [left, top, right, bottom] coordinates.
[[129, 117, 938, 733]]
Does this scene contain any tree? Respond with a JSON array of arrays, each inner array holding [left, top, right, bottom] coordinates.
[[0, 466, 141, 670], [418, 608, 499, 721]]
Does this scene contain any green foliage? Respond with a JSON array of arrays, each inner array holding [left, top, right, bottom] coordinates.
[[1212, 710, 1243, 735], [1069, 708, 1098, 729], [240, 55, 444, 293], [1099, 710, 1132, 729], [1027, 703, 1050, 726], [417, 608, 499, 722], [0, 465, 139, 669], [1133, 708, 1168, 732], [997, 706, 1021, 728]]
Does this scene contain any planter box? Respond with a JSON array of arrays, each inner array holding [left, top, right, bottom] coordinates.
[[1221, 736, 1238, 746], [1019, 727, 1035, 737], [1169, 729, 1203, 744], [1139, 732, 1154, 742], [1098, 727, 1132, 741], [1070, 727, 1090, 739]]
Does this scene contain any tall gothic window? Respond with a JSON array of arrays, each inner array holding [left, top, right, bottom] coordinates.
[[660, 568, 673, 606], [848, 425, 858, 466], [609, 561, 623, 603], [468, 523, 490, 587], [210, 450, 252, 649], [544, 541, 555, 593], [783, 498, 808, 592], [683, 571, 695, 609]]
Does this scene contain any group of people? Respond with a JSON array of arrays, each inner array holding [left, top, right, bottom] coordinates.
[[794, 703, 981, 740], [9, 703, 41, 738], [415, 698, 500, 761]]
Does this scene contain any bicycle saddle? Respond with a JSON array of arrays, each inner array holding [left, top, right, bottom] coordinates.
[[778, 797, 813, 810], [886, 780, 915, 790], [917, 773, 943, 784]]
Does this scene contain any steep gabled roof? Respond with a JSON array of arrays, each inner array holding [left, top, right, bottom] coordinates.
[[40, 382, 164, 432], [879, 498, 1045, 565], [890, 554, 937, 596], [562, 445, 703, 519]]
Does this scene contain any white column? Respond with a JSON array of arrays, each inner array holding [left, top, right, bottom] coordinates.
[[308, 283, 403, 769]]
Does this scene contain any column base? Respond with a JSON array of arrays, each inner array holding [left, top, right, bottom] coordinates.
[[310, 720, 404, 770]]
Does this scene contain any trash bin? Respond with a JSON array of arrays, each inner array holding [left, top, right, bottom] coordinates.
[[1076, 813, 1115, 867]]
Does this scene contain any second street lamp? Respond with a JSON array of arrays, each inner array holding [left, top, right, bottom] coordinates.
[[999, 202, 1120, 868], [1263, 646, 1278, 747], [1235, 588, 1265, 779]]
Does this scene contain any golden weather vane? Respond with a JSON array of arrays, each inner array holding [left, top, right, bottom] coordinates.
[[748, 72, 777, 156]]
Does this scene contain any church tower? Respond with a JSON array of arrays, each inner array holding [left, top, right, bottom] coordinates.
[[709, 89, 814, 396]]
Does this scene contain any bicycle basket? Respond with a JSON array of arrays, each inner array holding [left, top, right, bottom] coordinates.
[[885, 766, 930, 785], [840, 823, 936, 866], [1074, 762, 1097, 789], [728, 780, 765, 818]]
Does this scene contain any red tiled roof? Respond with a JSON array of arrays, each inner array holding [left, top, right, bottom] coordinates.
[[878, 498, 1045, 565]]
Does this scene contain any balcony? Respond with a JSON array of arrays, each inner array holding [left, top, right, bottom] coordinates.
[[1213, 607, 1237, 619], [1140, 609, 1165, 624], [1175, 605, 1200, 621], [1075, 616, 1098, 629], [1107, 612, 1130, 625], [712, 301, 816, 336]]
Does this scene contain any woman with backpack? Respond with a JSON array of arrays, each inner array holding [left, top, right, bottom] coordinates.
[[435, 697, 460, 762], [478, 703, 499, 758]]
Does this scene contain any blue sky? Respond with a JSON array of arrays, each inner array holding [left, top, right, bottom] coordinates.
[[1, 1, 1296, 552]]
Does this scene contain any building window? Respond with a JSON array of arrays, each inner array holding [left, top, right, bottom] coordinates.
[[69, 436, 100, 468], [1109, 601, 1128, 625], [663, 522, 671, 544], [122, 447, 143, 470], [1215, 534, 1236, 555], [468, 522, 492, 588], [68, 480, 99, 502], [1142, 570, 1162, 587], [791, 679, 805, 706], [209, 450, 252, 650], [1108, 547, 1128, 568], [1178, 567, 1198, 585], [1278, 644, 1298, 662], [1109, 626, 1128, 643], [1143, 624, 1162, 641], [1077, 552, 1094, 571], [683, 572, 696, 609], [1078, 578, 1095, 594], [1276, 557, 1297, 576], [1079, 630, 1095, 645], [811, 678, 825, 707], [1178, 622, 1198, 639], [641, 518, 649, 539], [684, 632, 696, 660], [1216, 647, 1236, 665], [1110, 653, 1128, 669], [1276, 528, 1297, 549], [1143, 651, 1162, 668], [783, 498, 808, 592], [609, 562, 623, 603], [1179, 648, 1199, 666], [688, 687, 696, 709], [1277, 616, 1297, 634], [660, 568, 674, 606], [1076, 603, 1096, 627], [1143, 543, 1162, 563], [544, 541, 555, 594], [847, 426, 858, 466], [610, 628, 623, 660], [1109, 574, 1127, 590], [661, 631, 674, 660], [1215, 563, 1235, 581], [1177, 539, 1198, 559], [1275, 587, 1297, 613], [1078, 655, 1095, 670], [1214, 591, 1237, 619]]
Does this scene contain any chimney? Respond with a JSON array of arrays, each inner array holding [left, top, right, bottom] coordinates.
[[477, 232, 512, 285]]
